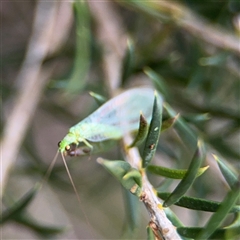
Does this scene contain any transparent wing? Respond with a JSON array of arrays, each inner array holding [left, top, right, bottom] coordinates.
[[73, 88, 159, 142]]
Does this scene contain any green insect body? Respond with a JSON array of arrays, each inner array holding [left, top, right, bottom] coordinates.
[[58, 88, 155, 155]]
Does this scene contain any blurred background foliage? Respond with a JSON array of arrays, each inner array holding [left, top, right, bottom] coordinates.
[[1, 0, 239, 239]]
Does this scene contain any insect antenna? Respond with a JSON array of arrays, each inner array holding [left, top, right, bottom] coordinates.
[[60, 152, 94, 237], [39, 150, 59, 189]]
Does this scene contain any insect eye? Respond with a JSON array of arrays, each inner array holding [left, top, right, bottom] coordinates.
[[57, 141, 61, 147], [65, 145, 71, 151]]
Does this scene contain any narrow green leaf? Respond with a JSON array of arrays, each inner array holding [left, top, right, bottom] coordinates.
[[196, 180, 240, 239], [144, 67, 170, 99], [164, 209, 191, 240], [128, 113, 149, 148], [158, 192, 240, 213], [147, 165, 209, 179], [161, 114, 179, 132], [164, 208, 184, 228], [163, 140, 206, 207], [97, 158, 131, 180], [1, 184, 40, 224], [213, 154, 238, 189], [142, 91, 163, 168], [14, 214, 66, 237], [89, 91, 107, 105], [178, 227, 240, 239], [147, 226, 155, 240], [123, 168, 142, 188], [121, 38, 135, 84], [183, 113, 211, 124], [122, 190, 140, 233], [66, 1, 90, 95], [164, 103, 197, 151], [97, 158, 142, 196], [199, 52, 228, 66]]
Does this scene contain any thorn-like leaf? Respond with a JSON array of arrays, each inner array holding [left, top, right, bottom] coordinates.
[[161, 114, 179, 132], [213, 154, 238, 189], [128, 113, 149, 148]]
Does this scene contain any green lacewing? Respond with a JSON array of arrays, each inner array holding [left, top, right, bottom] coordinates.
[[44, 88, 156, 234], [58, 87, 155, 156]]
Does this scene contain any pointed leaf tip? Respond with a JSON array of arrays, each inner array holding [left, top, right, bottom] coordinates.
[[128, 113, 149, 148], [142, 92, 163, 168]]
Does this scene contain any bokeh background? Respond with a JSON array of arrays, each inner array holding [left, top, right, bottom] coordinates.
[[1, 1, 240, 239]]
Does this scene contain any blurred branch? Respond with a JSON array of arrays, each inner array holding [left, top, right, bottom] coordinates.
[[88, 1, 181, 239], [118, 0, 240, 56], [1, 1, 73, 197], [88, 1, 127, 96]]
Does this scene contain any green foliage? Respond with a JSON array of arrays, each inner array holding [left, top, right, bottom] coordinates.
[[66, 1, 91, 95], [128, 113, 149, 148], [213, 154, 238, 188], [147, 165, 209, 179], [1, 186, 65, 237], [1, 185, 39, 224], [163, 141, 206, 207], [177, 227, 240, 239], [196, 180, 240, 239], [158, 192, 240, 213], [97, 158, 142, 197], [2, 0, 239, 239], [142, 92, 163, 168]]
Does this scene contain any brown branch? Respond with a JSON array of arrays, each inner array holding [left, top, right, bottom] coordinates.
[[118, 0, 240, 56], [88, 1, 181, 239], [1, 1, 73, 197]]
